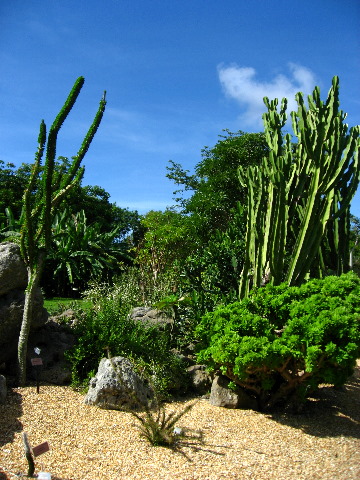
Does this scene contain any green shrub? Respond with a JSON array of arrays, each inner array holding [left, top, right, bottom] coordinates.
[[65, 293, 187, 398], [196, 272, 360, 411]]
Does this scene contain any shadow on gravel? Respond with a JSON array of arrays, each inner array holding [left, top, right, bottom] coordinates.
[[269, 367, 360, 439], [0, 389, 23, 447], [169, 428, 229, 462]]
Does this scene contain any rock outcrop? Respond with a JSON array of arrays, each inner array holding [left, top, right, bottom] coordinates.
[[84, 356, 154, 410], [187, 364, 212, 395], [27, 317, 76, 385], [0, 243, 27, 296], [129, 306, 173, 329], [0, 243, 48, 368]]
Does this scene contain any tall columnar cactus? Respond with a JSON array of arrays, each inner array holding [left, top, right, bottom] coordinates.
[[17, 77, 106, 385], [238, 76, 360, 298]]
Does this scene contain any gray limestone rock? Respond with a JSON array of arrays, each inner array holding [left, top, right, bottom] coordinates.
[[187, 364, 212, 394], [0, 288, 48, 366], [129, 306, 173, 329], [0, 243, 27, 296], [0, 242, 48, 367], [84, 356, 154, 410], [209, 374, 258, 410], [27, 318, 76, 385]]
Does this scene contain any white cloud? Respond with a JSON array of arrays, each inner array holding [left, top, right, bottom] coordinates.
[[218, 63, 317, 127]]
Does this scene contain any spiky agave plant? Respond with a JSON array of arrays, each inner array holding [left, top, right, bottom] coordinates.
[[131, 402, 195, 447], [106, 348, 199, 448]]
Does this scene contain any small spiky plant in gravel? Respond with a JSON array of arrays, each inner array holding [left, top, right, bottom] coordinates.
[[131, 402, 196, 447]]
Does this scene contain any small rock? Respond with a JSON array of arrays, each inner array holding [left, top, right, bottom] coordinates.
[[187, 365, 211, 394], [209, 374, 258, 409]]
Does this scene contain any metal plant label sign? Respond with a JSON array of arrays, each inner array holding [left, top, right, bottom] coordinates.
[[31, 355, 43, 393], [32, 441, 50, 457], [31, 357, 43, 366]]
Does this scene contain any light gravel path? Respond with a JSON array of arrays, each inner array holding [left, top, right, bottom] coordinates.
[[1, 362, 359, 480]]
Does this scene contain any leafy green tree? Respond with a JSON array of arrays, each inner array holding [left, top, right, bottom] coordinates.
[[179, 204, 244, 317], [162, 131, 268, 313], [135, 209, 192, 289], [0, 161, 31, 222], [43, 208, 128, 296], [167, 130, 268, 240], [62, 170, 140, 241], [18, 77, 106, 385], [0, 157, 140, 245]]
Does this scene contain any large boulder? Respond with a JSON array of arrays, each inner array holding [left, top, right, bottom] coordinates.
[[0, 243, 27, 296], [84, 356, 154, 410], [209, 374, 258, 410], [27, 318, 76, 385], [187, 364, 212, 395], [0, 288, 48, 367], [0, 243, 48, 367], [129, 306, 173, 329]]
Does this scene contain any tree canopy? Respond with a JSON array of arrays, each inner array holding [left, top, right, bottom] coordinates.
[[0, 158, 140, 242], [166, 130, 269, 240]]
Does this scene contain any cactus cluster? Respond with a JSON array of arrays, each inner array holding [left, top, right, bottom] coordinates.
[[239, 76, 360, 298]]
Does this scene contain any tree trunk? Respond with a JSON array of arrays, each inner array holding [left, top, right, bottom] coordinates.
[[17, 252, 45, 386]]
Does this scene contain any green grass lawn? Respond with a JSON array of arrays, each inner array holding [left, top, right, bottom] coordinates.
[[44, 297, 92, 315]]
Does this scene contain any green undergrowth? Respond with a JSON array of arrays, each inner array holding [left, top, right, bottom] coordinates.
[[64, 293, 189, 399]]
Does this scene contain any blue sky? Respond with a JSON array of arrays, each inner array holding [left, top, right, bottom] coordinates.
[[1, 0, 359, 216]]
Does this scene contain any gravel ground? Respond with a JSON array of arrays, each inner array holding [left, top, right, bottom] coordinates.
[[1, 362, 359, 480]]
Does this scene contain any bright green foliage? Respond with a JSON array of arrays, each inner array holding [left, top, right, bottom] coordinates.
[[44, 208, 127, 296], [0, 207, 23, 242], [66, 279, 188, 397], [239, 77, 360, 298], [66, 298, 170, 385], [0, 161, 31, 222], [196, 272, 360, 411], [179, 204, 244, 317], [135, 209, 192, 285], [158, 131, 268, 316], [17, 77, 106, 385], [167, 130, 268, 240], [43, 297, 91, 316], [350, 215, 360, 274]]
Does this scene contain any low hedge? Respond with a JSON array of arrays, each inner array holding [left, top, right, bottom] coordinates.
[[195, 272, 360, 411]]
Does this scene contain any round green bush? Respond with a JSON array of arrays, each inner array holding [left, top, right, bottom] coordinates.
[[196, 272, 360, 411]]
